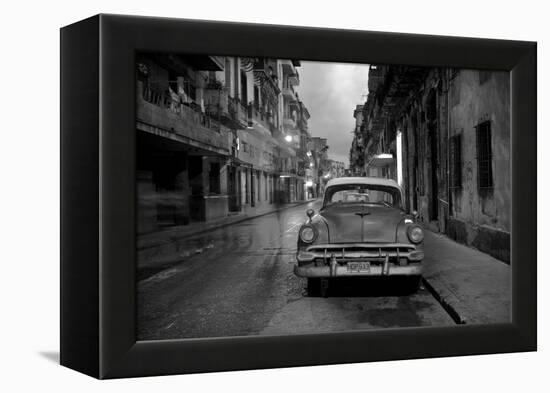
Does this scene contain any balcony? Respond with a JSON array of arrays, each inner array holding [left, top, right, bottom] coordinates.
[[366, 66, 427, 138], [252, 58, 281, 97], [367, 65, 386, 93], [179, 55, 224, 71], [228, 96, 249, 128], [281, 60, 300, 86], [282, 84, 297, 101], [288, 70, 299, 87], [203, 87, 248, 130], [283, 117, 297, 130], [137, 81, 229, 154], [248, 106, 278, 137], [280, 59, 296, 73]]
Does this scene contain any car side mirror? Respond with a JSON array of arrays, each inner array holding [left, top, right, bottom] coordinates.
[[306, 209, 315, 221]]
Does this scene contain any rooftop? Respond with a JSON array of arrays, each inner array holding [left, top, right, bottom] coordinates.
[[325, 176, 400, 189]]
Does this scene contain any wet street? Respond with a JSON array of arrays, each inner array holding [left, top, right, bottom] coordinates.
[[137, 200, 455, 340]]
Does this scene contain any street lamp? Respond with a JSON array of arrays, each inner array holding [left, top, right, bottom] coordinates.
[[365, 153, 393, 168], [284, 134, 292, 143]]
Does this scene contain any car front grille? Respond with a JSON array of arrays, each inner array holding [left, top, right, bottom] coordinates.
[[306, 244, 417, 266]]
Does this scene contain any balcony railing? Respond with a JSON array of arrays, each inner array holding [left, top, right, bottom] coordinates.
[[141, 84, 221, 132], [252, 58, 281, 96], [137, 81, 229, 152], [282, 83, 296, 101], [280, 59, 296, 73], [228, 96, 249, 127], [203, 87, 248, 130], [288, 70, 299, 87], [283, 117, 297, 130], [248, 105, 279, 137]]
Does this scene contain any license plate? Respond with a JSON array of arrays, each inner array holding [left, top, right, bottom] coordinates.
[[347, 262, 371, 273]]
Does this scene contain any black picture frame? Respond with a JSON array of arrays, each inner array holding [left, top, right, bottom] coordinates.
[[60, 14, 536, 379]]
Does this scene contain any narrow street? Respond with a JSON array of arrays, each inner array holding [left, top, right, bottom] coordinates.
[[137, 201, 456, 340], [133, 54, 512, 342]]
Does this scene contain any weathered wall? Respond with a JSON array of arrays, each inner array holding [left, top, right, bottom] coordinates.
[[449, 70, 510, 233], [445, 69, 510, 262], [384, 68, 510, 262]]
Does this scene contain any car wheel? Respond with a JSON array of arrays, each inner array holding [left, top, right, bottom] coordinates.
[[307, 278, 320, 297]]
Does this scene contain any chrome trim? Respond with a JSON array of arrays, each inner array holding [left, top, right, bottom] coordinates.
[[294, 264, 422, 278], [307, 242, 416, 250], [296, 243, 423, 264]]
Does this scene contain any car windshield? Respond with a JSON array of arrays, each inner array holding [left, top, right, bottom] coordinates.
[[323, 184, 401, 208]]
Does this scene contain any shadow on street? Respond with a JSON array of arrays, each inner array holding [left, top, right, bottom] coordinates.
[[310, 276, 420, 297]]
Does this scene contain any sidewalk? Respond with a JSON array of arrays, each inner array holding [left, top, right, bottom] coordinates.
[[137, 199, 314, 280], [139, 199, 313, 249], [422, 230, 510, 325]]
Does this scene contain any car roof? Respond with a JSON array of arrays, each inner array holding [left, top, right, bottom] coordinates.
[[325, 177, 401, 189]]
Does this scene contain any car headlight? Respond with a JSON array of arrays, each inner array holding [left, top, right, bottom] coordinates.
[[299, 225, 317, 243], [407, 225, 424, 244]]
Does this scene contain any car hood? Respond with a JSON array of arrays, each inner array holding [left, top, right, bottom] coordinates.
[[319, 204, 406, 243]]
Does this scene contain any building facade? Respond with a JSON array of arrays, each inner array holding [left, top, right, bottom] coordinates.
[[308, 137, 330, 196], [136, 54, 311, 234], [326, 159, 346, 179], [350, 65, 510, 262], [349, 104, 365, 175]]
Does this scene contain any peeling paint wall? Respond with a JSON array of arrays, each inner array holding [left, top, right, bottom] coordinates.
[[448, 69, 510, 233], [358, 66, 511, 262]]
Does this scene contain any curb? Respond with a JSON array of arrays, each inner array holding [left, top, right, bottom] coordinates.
[[422, 277, 467, 325]]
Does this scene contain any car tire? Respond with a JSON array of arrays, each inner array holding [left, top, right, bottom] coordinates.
[[307, 278, 321, 297]]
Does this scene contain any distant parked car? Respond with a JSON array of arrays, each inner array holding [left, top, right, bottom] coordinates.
[[294, 177, 424, 296]]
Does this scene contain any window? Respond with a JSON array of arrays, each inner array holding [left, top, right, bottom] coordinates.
[[450, 81, 460, 107], [254, 86, 260, 110], [184, 81, 196, 101], [168, 70, 178, 93], [476, 121, 493, 190], [245, 170, 249, 204], [257, 171, 261, 202], [449, 134, 462, 189], [240, 70, 248, 104], [323, 184, 401, 208], [225, 58, 232, 91], [264, 173, 268, 201]]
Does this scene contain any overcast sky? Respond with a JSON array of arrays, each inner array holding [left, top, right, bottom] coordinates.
[[295, 61, 370, 167]]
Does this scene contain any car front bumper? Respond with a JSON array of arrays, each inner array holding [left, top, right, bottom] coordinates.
[[294, 242, 423, 278], [294, 263, 422, 277]]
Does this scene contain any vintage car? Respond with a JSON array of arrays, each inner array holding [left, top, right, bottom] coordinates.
[[294, 177, 425, 296]]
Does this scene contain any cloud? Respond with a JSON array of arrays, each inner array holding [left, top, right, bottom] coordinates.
[[295, 61, 369, 167]]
